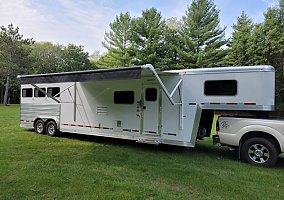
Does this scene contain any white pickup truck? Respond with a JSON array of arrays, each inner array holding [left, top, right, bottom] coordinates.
[[213, 116, 284, 167]]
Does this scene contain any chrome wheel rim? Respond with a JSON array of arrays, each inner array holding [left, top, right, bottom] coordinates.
[[48, 124, 55, 135], [37, 123, 43, 133], [248, 144, 270, 163]]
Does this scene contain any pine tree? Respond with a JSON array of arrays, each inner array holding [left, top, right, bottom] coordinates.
[[158, 18, 183, 70], [132, 8, 165, 68], [227, 12, 254, 66], [247, 24, 267, 65], [262, 0, 284, 111], [178, 0, 227, 68], [100, 12, 134, 68]]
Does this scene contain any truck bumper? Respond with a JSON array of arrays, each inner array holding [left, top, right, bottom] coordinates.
[[213, 135, 220, 145]]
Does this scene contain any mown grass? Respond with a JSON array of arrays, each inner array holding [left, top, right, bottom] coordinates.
[[0, 105, 284, 200]]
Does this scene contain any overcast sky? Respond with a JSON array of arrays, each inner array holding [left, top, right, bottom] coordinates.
[[0, 0, 279, 53]]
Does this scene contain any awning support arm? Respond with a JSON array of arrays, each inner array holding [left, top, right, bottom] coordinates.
[[142, 64, 182, 105]]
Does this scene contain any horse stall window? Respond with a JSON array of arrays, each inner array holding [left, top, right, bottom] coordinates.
[[47, 87, 60, 97], [114, 91, 134, 104], [34, 88, 46, 97], [204, 80, 237, 96], [22, 88, 33, 97], [145, 88, 157, 101]]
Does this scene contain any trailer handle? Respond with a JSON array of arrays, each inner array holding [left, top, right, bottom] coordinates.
[[142, 64, 182, 105]]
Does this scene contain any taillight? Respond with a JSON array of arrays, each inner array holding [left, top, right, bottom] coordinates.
[[216, 120, 220, 132]]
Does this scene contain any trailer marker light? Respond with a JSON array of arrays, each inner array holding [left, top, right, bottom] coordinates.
[[227, 102, 238, 105], [244, 102, 256, 105]]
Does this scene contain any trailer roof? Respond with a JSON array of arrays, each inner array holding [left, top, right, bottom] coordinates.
[[18, 66, 143, 84], [165, 65, 274, 75], [18, 65, 274, 84]]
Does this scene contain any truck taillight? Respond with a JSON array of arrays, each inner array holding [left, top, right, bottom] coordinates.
[[216, 120, 220, 132]]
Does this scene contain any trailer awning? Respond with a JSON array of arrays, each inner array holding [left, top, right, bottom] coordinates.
[[18, 66, 142, 84]]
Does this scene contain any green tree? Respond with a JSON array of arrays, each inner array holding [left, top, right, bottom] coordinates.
[[100, 12, 134, 68], [247, 24, 267, 65], [0, 24, 33, 105], [178, 0, 227, 68], [227, 12, 254, 66], [262, 0, 284, 111], [158, 18, 182, 70], [132, 8, 166, 68], [61, 44, 91, 71], [30, 42, 92, 73], [29, 42, 64, 74]]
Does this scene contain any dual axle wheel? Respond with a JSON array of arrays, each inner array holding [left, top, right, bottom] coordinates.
[[34, 120, 57, 136]]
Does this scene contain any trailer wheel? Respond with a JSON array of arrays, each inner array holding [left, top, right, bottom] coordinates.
[[241, 137, 278, 167], [35, 120, 45, 134], [46, 121, 57, 137]]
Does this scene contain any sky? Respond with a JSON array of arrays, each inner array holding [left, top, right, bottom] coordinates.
[[0, 0, 280, 54]]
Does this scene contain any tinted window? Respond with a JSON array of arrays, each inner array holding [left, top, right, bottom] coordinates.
[[22, 88, 33, 97], [145, 88, 157, 101], [204, 80, 237, 96], [47, 87, 60, 97], [34, 88, 46, 97], [114, 91, 134, 104]]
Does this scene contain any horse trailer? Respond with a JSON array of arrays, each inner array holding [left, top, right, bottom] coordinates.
[[18, 64, 275, 147]]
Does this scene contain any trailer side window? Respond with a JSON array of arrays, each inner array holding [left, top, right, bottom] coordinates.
[[22, 88, 33, 97], [34, 88, 46, 97], [204, 80, 237, 96], [114, 91, 134, 104], [145, 88, 157, 101], [47, 87, 60, 97]]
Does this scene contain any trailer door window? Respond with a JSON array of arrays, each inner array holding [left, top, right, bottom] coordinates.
[[145, 88, 157, 101], [114, 91, 134, 104], [22, 88, 33, 97], [204, 80, 237, 96], [34, 88, 46, 97], [47, 87, 60, 97]]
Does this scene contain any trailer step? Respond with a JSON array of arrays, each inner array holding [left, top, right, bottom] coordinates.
[[136, 139, 161, 145]]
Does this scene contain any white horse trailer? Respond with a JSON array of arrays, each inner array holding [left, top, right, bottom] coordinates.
[[18, 64, 275, 147]]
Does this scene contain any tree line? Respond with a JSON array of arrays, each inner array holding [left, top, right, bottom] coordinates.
[[0, 0, 283, 113]]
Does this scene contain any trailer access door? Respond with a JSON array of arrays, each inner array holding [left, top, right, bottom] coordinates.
[[142, 85, 161, 135]]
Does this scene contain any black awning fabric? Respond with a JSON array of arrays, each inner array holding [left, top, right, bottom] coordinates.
[[19, 67, 142, 84]]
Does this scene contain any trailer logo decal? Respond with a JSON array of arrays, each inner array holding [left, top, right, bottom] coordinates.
[[220, 121, 229, 129]]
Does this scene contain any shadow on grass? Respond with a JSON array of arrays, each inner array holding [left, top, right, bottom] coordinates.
[[55, 131, 238, 161], [27, 129, 284, 168]]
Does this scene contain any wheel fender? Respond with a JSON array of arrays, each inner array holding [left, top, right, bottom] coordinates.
[[236, 125, 284, 152], [35, 116, 60, 129]]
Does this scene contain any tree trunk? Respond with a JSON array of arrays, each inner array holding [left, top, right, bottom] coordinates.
[[3, 73, 11, 106]]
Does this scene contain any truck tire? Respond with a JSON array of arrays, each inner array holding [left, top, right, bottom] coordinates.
[[46, 121, 57, 137], [35, 119, 45, 134], [241, 137, 278, 167]]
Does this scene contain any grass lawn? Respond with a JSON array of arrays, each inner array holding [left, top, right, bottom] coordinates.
[[0, 105, 284, 199]]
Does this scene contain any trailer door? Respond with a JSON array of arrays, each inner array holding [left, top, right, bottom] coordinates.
[[142, 85, 161, 135]]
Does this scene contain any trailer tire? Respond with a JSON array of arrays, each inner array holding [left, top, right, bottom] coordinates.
[[46, 121, 57, 137], [241, 137, 278, 167], [35, 119, 45, 134]]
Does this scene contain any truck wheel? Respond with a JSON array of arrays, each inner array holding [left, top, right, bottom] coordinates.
[[241, 137, 278, 167], [46, 121, 57, 137], [35, 120, 45, 134]]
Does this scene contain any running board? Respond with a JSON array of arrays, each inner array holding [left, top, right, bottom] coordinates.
[[136, 139, 161, 145]]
